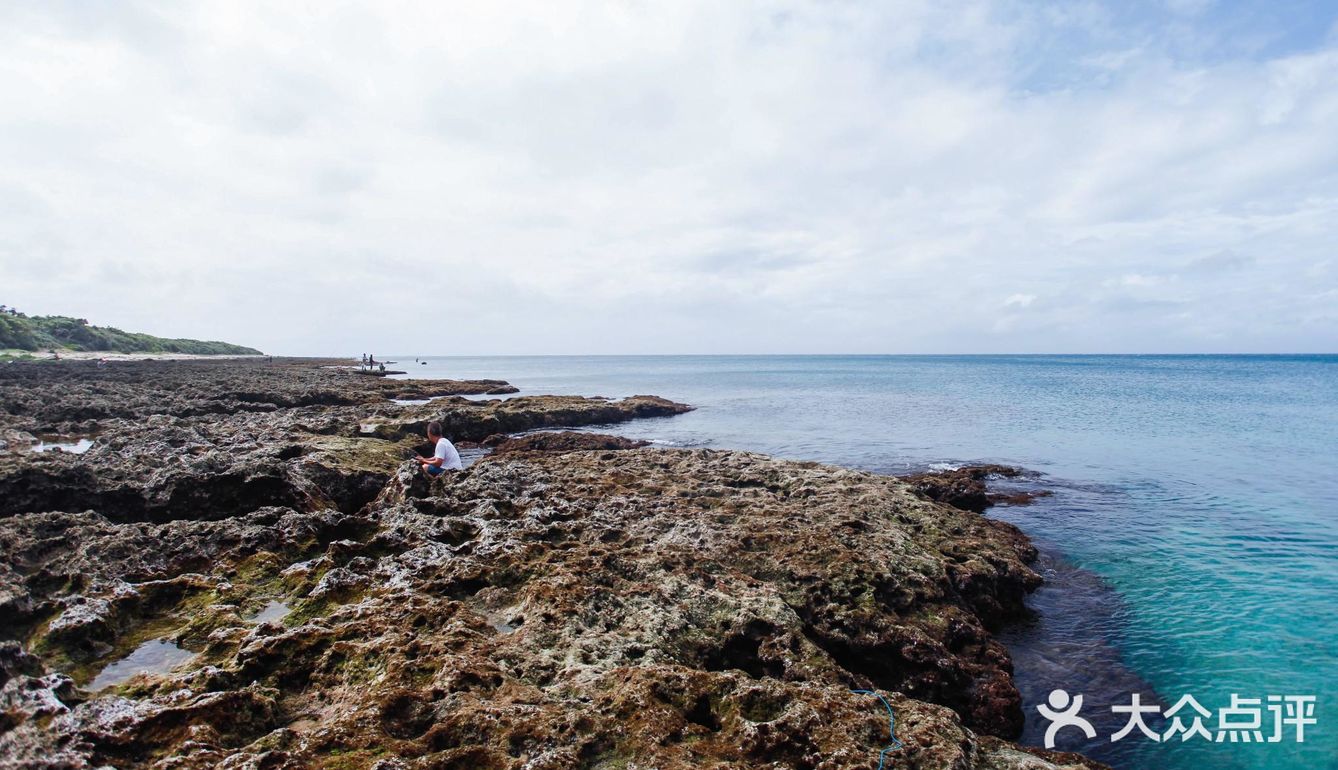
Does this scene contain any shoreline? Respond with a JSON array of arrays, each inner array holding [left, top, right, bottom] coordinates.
[[0, 357, 1108, 769]]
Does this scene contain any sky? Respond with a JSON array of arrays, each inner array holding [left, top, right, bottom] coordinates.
[[1, 1, 1336, 355]]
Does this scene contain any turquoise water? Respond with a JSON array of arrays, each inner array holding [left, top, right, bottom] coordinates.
[[393, 354, 1337, 769]]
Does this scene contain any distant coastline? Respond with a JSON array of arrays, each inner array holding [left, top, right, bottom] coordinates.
[[0, 309, 260, 357]]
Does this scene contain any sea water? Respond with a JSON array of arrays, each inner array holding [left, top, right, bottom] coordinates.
[[392, 354, 1337, 769]]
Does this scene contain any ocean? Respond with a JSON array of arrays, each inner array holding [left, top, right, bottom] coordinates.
[[389, 354, 1337, 770]]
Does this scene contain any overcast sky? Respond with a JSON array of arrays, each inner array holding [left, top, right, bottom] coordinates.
[[2, 1, 1336, 355]]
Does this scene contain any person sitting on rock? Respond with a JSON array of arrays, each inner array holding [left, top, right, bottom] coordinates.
[[417, 421, 462, 476]]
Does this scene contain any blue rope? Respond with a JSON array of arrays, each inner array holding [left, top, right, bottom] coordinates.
[[851, 689, 903, 769]]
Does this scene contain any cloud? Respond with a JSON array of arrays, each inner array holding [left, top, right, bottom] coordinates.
[[0, 1, 1336, 354], [1165, 0, 1215, 17], [1114, 274, 1168, 288], [1185, 249, 1254, 273]]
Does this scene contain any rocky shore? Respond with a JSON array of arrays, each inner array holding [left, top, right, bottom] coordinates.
[[0, 359, 1105, 769]]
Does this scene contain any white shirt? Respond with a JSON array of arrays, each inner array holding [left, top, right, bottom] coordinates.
[[433, 437, 463, 470]]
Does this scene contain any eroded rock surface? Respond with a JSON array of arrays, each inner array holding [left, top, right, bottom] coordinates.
[[901, 466, 1052, 513], [0, 359, 1104, 770], [483, 431, 651, 455], [0, 361, 690, 522]]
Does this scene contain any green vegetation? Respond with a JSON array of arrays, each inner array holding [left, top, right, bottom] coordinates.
[[0, 309, 261, 355]]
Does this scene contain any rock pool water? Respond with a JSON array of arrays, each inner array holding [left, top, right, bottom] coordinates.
[[249, 600, 291, 624], [87, 639, 196, 691], [31, 438, 93, 454]]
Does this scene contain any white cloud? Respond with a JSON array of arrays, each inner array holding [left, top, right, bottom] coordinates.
[[1116, 274, 1167, 288], [1165, 0, 1215, 17], [1184, 249, 1253, 273], [0, 1, 1335, 354]]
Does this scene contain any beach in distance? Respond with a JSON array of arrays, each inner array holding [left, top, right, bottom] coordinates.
[[0, 354, 1332, 770]]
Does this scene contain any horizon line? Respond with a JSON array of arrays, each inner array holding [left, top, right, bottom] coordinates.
[[320, 351, 1338, 358]]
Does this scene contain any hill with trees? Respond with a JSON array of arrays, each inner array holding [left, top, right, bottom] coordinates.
[[0, 306, 261, 355]]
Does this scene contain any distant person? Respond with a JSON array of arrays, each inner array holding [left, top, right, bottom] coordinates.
[[379, 362, 386, 373], [417, 421, 462, 476]]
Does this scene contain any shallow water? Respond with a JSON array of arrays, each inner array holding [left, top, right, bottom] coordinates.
[[485, 608, 520, 635], [458, 447, 487, 468], [31, 438, 93, 454], [87, 639, 196, 691], [393, 354, 1337, 770], [249, 600, 291, 625]]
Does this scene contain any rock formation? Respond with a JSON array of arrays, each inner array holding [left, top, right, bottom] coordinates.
[[900, 465, 1052, 513], [0, 359, 1105, 769], [482, 431, 651, 455]]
